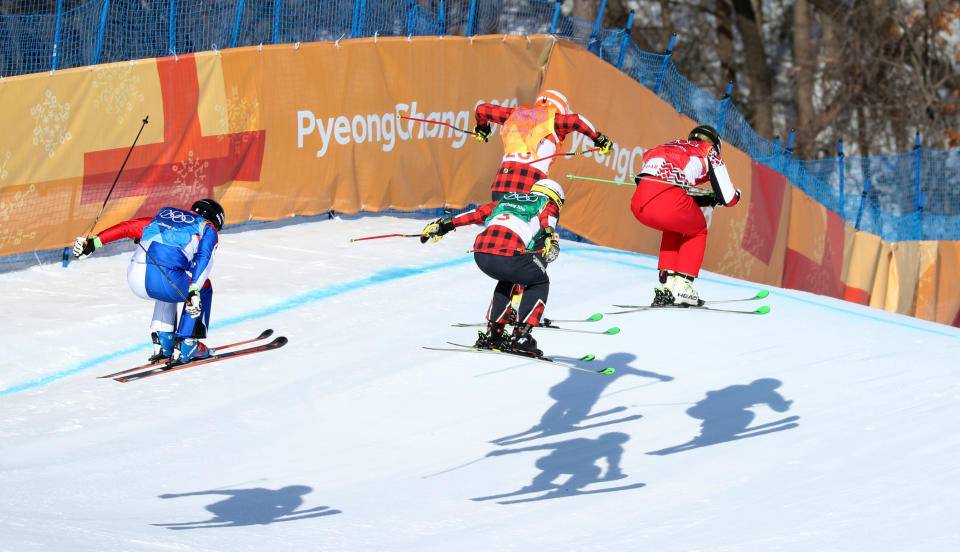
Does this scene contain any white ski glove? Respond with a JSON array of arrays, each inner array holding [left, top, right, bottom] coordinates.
[[73, 236, 102, 258], [185, 285, 202, 318]]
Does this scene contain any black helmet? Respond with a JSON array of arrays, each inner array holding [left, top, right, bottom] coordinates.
[[191, 198, 225, 231], [689, 124, 722, 152]]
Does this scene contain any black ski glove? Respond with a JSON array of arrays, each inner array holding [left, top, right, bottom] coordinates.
[[474, 123, 491, 143], [420, 217, 456, 243]]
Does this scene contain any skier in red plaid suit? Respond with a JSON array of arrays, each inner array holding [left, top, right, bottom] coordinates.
[[473, 89, 613, 200], [420, 179, 566, 357]]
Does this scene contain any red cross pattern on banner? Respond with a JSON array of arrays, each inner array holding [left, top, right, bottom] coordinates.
[[80, 54, 266, 220]]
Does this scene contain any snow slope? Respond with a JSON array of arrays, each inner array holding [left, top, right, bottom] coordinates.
[[1, 214, 958, 552]]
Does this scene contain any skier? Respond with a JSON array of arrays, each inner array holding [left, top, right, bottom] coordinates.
[[72, 198, 225, 365], [419, 179, 566, 357], [630, 124, 741, 306], [473, 89, 613, 200]]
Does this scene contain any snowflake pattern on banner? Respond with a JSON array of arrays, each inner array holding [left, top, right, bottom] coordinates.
[[171, 150, 209, 203], [30, 90, 72, 159], [215, 86, 260, 155], [0, 184, 37, 249], [715, 211, 759, 278], [92, 66, 145, 125]]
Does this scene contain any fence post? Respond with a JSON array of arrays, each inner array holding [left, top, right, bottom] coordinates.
[[782, 128, 795, 174], [231, 0, 245, 48], [51, 0, 63, 71], [773, 135, 781, 170], [653, 33, 676, 95], [352, 0, 367, 38], [589, 0, 608, 55], [407, 0, 416, 35], [549, 1, 561, 34], [616, 11, 634, 70], [717, 81, 734, 134], [169, 0, 176, 55], [93, 0, 110, 65], [838, 140, 845, 220], [439, 1, 446, 35], [466, 0, 477, 36], [273, 0, 281, 44], [914, 132, 923, 240], [855, 156, 870, 231]]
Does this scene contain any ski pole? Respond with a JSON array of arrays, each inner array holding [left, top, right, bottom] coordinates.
[[396, 113, 477, 136], [349, 233, 423, 243], [521, 148, 598, 165], [85, 115, 149, 238], [467, 246, 545, 254], [565, 173, 715, 197]]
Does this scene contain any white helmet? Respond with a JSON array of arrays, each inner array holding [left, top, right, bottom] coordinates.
[[530, 179, 565, 210], [535, 89, 570, 115]]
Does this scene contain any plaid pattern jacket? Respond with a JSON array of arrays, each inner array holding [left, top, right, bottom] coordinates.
[[451, 198, 560, 257], [476, 103, 603, 195]]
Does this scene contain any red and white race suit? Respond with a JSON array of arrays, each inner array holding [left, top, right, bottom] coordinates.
[[630, 139, 740, 278]]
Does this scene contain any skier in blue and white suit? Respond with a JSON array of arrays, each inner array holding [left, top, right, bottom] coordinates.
[[73, 198, 225, 365]]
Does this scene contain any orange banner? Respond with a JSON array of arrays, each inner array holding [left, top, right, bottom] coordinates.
[[1, 35, 958, 327]]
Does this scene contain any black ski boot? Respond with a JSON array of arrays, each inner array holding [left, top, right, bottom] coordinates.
[[507, 324, 542, 358], [652, 270, 676, 306], [474, 321, 507, 349]]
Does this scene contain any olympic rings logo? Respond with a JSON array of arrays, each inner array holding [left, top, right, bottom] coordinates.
[[158, 208, 196, 224], [504, 192, 537, 202], [511, 107, 547, 123]]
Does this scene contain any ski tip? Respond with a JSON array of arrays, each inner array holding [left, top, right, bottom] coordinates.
[[579, 354, 596, 362], [273, 336, 290, 346], [754, 305, 771, 315], [587, 313, 603, 321], [604, 327, 621, 335], [259, 329, 274, 339], [754, 290, 770, 299], [598, 367, 616, 375]]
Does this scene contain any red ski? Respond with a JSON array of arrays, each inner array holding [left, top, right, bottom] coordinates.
[[98, 329, 275, 379], [114, 336, 288, 382]]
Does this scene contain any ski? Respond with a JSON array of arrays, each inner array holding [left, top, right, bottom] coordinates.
[[451, 322, 619, 335], [606, 303, 770, 315], [98, 329, 275, 379], [612, 289, 769, 309], [423, 342, 615, 375], [544, 313, 604, 323], [114, 336, 288, 382]]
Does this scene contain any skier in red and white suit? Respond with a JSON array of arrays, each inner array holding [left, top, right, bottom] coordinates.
[[630, 125, 741, 306], [473, 89, 613, 200]]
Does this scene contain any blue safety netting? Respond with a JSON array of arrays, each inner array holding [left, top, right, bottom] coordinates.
[[3, 0, 960, 246]]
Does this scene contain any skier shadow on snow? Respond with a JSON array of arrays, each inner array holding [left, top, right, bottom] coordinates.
[[491, 352, 671, 446], [647, 378, 799, 456], [152, 484, 341, 529], [473, 432, 645, 504]]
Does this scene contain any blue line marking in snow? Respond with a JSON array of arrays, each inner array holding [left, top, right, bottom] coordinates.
[[0, 255, 473, 397]]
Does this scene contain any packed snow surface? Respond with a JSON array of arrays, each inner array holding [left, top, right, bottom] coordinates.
[[1, 214, 958, 551]]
